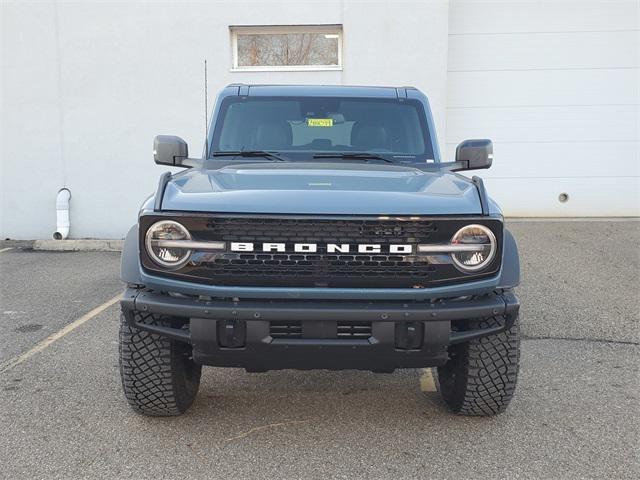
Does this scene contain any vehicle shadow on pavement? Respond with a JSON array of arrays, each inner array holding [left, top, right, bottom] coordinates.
[[192, 367, 451, 421]]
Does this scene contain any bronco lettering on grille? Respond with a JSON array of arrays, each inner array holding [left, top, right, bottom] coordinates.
[[229, 242, 413, 254]]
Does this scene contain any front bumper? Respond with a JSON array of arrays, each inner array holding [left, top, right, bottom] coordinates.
[[121, 288, 519, 372]]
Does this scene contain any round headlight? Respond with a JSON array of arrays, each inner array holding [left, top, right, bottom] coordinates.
[[450, 224, 496, 272], [145, 220, 192, 269]]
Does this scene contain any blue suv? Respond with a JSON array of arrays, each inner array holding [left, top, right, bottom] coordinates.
[[119, 84, 520, 417]]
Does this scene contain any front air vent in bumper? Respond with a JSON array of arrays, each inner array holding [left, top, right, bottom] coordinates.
[[269, 321, 372, 340], [337, 321, 372, 339], [270, 321, 302, 339]]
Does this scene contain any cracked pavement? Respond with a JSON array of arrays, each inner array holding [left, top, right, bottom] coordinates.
[[0, 220, 638, 479]]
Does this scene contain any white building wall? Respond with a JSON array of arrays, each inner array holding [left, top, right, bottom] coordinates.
[[1, 0, 450, 239], [445, 0, 640, 216], [1, 0, 638, 239]]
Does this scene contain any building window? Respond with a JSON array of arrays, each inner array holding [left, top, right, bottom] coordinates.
[[230, 25, 342, 71]]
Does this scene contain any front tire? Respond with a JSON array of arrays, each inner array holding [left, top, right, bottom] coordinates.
[[119, 309, 201, 416], [437, 314, 520, 416]]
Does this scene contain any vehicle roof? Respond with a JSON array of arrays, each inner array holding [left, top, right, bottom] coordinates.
[[224, 84, 420, 98]]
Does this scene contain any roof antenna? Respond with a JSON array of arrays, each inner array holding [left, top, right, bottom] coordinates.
[[204, 59, 209, 159]]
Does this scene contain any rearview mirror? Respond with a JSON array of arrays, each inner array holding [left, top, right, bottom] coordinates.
[[154, 135, 188, 166], [453, 139, 493, 171]]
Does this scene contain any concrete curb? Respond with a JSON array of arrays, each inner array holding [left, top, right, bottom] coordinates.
[[33, 239, 124, 252]]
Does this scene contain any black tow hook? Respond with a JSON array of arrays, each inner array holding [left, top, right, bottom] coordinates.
[[217, 320, 246, 348], [395, 321, 424, 350]]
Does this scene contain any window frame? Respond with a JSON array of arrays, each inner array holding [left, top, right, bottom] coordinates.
[[230, 25, 343, 72]]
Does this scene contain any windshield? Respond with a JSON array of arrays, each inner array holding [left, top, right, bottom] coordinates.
[[210, 96, 435, 161]]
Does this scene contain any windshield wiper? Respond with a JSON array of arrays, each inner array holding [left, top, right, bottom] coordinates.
[[312, 152, 396, 164], [210, 150, 287, 162]]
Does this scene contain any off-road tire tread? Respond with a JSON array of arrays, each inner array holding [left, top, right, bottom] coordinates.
[[437, 315, 520, 416], [119, 309, 201, 416]]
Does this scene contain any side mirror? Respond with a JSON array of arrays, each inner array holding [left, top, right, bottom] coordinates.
[[153, 135, 188, 166], [453, 139, 493, 171]]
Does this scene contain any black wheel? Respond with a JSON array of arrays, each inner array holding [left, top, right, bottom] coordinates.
[[437, 314, 520, 416], [119, 309, 201, 416]]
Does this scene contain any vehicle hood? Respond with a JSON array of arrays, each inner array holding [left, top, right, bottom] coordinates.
[[160, 162, 482, 215]]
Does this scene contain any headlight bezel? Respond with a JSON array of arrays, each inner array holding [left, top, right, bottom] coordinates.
[[449, 223, 497, 273], [144, 219, 193, 269]]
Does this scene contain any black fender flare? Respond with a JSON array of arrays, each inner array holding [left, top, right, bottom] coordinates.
[[498, 228, 520, 289], [120, 224, 143, 285]]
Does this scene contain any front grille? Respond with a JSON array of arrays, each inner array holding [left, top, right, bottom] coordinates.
[[140, 215, 503, 288], [205, 217, 438, 243], [208, 252, 437, 277]]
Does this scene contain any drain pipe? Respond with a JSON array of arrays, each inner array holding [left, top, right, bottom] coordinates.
[[53, 188, 71, 240]]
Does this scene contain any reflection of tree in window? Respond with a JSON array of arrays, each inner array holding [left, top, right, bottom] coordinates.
[[238, 33, 338, 66]]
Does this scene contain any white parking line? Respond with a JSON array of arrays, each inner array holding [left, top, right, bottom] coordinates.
[[0, 294, 121, 374], [419, 368, 438, 392], [0, 247, 13, 253]]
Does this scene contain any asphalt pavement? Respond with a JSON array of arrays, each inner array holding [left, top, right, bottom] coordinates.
[[0, 220, 638, 479], [0, 249, 121, 363]]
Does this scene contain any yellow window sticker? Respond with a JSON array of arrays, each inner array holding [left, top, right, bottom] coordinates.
[[307, 118, 333, 127]]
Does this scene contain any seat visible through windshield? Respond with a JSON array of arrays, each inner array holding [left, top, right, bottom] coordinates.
[[212, 96, 434, 159]]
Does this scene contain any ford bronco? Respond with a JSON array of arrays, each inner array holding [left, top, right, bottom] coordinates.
[[119, 84, 520, 416]]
